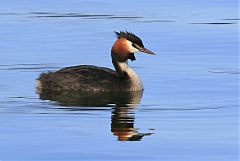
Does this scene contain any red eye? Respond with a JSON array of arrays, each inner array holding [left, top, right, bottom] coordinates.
[[132, 44, 137, 48]]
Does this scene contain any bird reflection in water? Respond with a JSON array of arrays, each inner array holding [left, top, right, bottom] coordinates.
[[111, 105, 153, 141], [37, 89, 154, 141]]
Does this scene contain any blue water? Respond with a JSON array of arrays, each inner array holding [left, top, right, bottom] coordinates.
[[0, 0, 239, 161]]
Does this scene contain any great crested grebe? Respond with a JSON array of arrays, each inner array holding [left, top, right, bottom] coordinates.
[[36, 31, 155, 92]]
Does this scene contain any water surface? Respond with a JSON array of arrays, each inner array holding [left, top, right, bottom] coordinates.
[[0, 0, 239, 161]]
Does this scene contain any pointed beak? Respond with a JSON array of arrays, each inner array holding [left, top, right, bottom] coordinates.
[[139, 47, 155, 55], [135, 45, 155, 55]]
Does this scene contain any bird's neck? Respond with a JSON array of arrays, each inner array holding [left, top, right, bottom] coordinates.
[[112, 57, 143, 91], [112, 59, 130, 78]]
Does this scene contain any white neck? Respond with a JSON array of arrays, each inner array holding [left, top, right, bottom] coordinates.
[[114, 61, 143, 91]]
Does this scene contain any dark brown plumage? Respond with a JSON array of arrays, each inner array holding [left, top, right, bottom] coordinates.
[[36, 31, 155, 93], [38, 65, 132, 92]]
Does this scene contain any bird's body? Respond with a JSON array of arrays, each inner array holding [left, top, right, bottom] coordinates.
[[37, 64, 142, 92], [36, 31, 155, 93]]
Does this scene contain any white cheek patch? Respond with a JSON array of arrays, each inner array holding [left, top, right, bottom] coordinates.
[[125, 40, 139, 53]]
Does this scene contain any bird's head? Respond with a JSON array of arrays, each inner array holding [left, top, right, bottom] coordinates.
[[111, 31, 155, 62]]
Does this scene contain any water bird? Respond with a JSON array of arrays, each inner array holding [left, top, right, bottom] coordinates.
[[36, 31, 155, 93]]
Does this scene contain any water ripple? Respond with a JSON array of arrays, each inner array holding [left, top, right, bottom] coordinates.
[[208, 68, 240, 75], [221, 18, 240, 21], [190, 22, 236, 25], [28, 12, 143, 20], [140, 105, 237, 112], [0, 63, 62, 71]]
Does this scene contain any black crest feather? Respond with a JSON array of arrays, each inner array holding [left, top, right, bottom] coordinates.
[[115, 31, 144, 47]]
